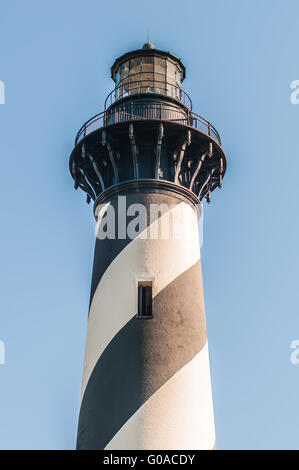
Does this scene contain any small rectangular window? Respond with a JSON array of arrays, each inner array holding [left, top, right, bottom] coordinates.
[[137, 282, 153, 318]]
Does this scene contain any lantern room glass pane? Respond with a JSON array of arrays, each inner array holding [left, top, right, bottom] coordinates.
[[166, 60, 176, 85], [115, 71, 121, 87], [154, 57, 166, 94], [129, 57, 142, 86], [140, 57, 154, 93], [120, 61, 130, 81], [141, 56, 154, 73], [128, 74, 140, 95], [154, 57, 166, 79], [130, 57, 141, 73], [175, 69, 182, 87]]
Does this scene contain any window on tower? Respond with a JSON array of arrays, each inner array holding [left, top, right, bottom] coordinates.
[[137, 281, 153, 318]]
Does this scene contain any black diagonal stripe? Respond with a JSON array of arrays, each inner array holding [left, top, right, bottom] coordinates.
[[77, 260, 207, 450], [89, 191, 185, 307]]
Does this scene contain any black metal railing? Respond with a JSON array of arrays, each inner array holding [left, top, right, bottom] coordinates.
[[75, 104, 221, 146], [190, 111, 222, 144], [75, 111, 106, 145], [105, 102, 187, 125], [104, 79, 192, 110]]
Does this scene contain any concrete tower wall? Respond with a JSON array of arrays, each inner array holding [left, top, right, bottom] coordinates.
[[76, 187, 215, 450]]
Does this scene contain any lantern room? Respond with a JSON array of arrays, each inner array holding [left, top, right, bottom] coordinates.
[[108, 42, 190, 108]]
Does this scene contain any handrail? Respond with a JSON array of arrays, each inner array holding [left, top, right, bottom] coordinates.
[[190, 111, 222, 145], [104, 79, 192, 110], [75, 111, 106, 145], [75, 104, 221, 146]]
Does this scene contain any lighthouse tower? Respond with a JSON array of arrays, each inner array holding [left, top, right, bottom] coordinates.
[[70, 42, 226, 450]]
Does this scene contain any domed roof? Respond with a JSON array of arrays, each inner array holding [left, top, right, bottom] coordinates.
[[142, 42, 155, 50]]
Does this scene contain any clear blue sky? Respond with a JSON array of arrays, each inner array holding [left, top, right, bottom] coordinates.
[[0, 0, 298, 450]]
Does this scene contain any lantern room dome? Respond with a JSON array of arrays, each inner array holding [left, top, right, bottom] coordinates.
[[142, 41, 155, 49]]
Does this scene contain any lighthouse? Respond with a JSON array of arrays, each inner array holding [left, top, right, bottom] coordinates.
[[69, 42, 226, 450]]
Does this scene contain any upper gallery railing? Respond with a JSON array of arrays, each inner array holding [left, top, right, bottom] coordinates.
[[75, 103, 221, 146], [104, 79, 192, 110]]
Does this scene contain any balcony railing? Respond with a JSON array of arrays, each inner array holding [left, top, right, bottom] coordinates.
[[104, 79, 192, 110], [75, 103, 221, 146]]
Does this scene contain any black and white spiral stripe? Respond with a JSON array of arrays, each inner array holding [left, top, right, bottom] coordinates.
[[77, 190, 215, 450]]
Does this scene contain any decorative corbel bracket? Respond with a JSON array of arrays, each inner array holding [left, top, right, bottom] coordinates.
[[76, 167, 97, 202], [129, 123, 139, 179], [174, 129, 191, 184], [155, 123, 164, 179], [81, 143, 105, 193], [189, 144, 212, 192], [101, 130, 119, 183]]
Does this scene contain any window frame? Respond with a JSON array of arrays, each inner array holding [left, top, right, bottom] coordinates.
[[136, 280, 153, 319]]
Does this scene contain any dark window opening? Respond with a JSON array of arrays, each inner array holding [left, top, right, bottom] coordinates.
[[137, 282, 153, 317]]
